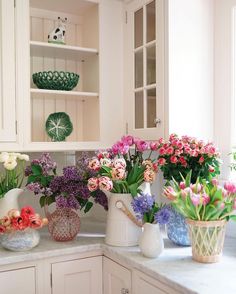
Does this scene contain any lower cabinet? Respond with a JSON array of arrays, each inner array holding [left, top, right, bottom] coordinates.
[[51, 256, 102, 294], [103, 257, 132, 294], [133, 270, 181, 294], [0, 267, 36, 294]]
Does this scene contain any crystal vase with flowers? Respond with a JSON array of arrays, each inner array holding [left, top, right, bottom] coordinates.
[[0, 206, 47, 251], [87, 135, 159, 246], [163, 172, 236, 263], [131, 193, 170, 258], [26, 153, 108, 241], [156, 134, 221, 246], [0, 152, 29, 218]]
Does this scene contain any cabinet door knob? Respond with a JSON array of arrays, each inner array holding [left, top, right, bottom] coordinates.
[[121, 288, 129, 294], [154, 118, 161, 125]]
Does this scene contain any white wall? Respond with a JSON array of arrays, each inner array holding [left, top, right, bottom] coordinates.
[[168, 0, 214, 141]]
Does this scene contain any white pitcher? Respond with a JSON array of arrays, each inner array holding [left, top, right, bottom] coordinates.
[[139, 223, 164, 258], [0, 188, 23, 218]]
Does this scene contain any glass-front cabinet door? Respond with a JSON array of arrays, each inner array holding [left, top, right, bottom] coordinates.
[[0, 0, 16, 142], [125, 0, 165, 140]]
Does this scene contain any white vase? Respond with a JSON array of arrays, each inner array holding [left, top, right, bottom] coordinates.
[[105, 193, 141, 246], [139, 223, 164, 258], [0, 188, 23, 218]]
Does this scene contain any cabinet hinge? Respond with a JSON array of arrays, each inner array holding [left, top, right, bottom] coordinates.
[[125, 11, 128, 24], [50, 273, 52, 288], [125, 122, 128, 135], [15, 121, 17, 135]]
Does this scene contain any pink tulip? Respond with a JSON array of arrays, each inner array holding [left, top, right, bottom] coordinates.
[[211, 178, 219, 186], [190, 183, 202, 193], [202, 193, 210, 205], [121, 135, 134, 146], [224, 182, 236, 194], [99, 176, 113, 191], [88, 178, 99, 192], [113, 158, 126, 169], [117, 141, 129, 155], [163, 186, 177, 201], [100, 157, 112, 167], [88, 158, 101, 171], [111, 167, 126, 180], [135, 140, 149, 152], [190, 193, 201, 206], [179, 182, 186, 189]]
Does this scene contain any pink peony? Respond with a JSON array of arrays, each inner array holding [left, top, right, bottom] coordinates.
[[158, 158, 166, 166], [88, 177, 99, 192], [88, 158, 100, 171], [170, 156, 178, 164], [135, 140, 149, 152], [224, 182, 236, 194], [111, 167, 126, 180], [144, 169, 156, 183], [99, 176, 113, 191]]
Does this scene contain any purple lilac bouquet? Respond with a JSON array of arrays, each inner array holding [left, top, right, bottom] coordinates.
[[25, 153, 108, 213], [131, 193, 170, 225]]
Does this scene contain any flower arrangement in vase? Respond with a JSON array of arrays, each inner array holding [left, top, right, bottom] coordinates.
[[0, 206, 47, 251], [131, 193, 170, 258], [25, 153, 108, 241], [87, 135, 159, 246], [163, 172, 236, 263], [0, 152, 29, 217], [156, 134, 221, 246]]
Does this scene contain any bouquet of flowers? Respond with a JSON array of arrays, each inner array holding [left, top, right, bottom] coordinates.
[[131, 193, 170, 225], [156, 134, 221, 183], [25, 153, 108, 213], [0, 206, 48, 233], [163, 172, 236, 221], [0, 152, 29, 198], [87, 135, 159, 197]]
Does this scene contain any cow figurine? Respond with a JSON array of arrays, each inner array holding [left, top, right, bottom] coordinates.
[[48, 17, 67, 45]]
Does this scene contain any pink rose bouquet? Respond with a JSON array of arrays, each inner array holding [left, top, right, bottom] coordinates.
[[156, 134, 221, 183], [163, 171, 236, 221], [0, 206, 48, 234], [87, 135, 159, 197]]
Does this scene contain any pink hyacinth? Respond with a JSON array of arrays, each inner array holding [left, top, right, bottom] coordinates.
[[224, 182, 236, 194], [135, 140, 149, 152], [99, 176, 113, 191]]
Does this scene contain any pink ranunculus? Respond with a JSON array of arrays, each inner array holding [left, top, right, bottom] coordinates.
[[88, 158, 101, 171], [211, 178, 219, 186], [0, 225, 6, 234], [11, 216, 26, 230], [159, 147, 166, 155], [150, 141, 160, 151], [111, 167, 126, 180], [163, 186, 177, 201], [0, 216, 11, 227], [135, 140, 149, 152], [202, 193, 210, 205], [190, 193, 201, 206], [144, 169, 156, 183], [166, 146, 174, 155], [21, 206, 35, 216], [170, 156, 178, 164], [113, 158, 126, 169], [158, 157, 166, 166], [121, 135, 134, 146], [99, 176, 113, 191], [100, 157, 112, 167], [224, 182, 236, 194], [88, 178, 99, 192], [199, 156, 204, 164], [179, 182, 186, 189]]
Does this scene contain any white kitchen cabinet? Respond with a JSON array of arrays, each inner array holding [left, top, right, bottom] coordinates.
[[0, 0, 16, 143], [14, 0, 124, 151], [51, 256, 102, 294], [0, 267, 36, 294], [133, 270, 181, 294], [103, 257, 132, 294]]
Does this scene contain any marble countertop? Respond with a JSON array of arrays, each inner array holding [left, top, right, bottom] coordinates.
[[0, 233, 236, 294]]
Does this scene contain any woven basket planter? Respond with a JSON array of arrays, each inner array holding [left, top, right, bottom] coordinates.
[[186, 219, 226, 263]]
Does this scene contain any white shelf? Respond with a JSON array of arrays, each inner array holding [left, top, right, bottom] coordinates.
[[30, 41, 98, 61], [30, 88, 98, 98]]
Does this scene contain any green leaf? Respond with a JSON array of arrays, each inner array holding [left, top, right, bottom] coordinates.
[[84, 201, 93, 213], [27, 175, 38, 184], [39, 196, 47, 207], [229, 215, 236, 221], [31, 164, 43, 176]]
